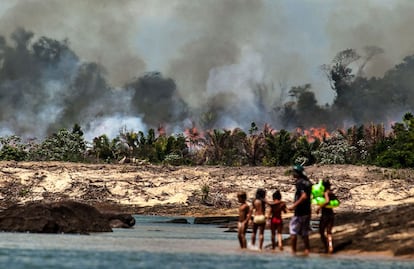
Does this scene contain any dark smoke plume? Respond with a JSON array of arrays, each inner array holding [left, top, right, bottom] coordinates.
[[0, 1, 414, 141]]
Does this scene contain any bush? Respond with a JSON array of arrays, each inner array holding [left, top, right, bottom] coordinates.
[[0, 136, 28, 161], [29, 126, 87, 162], [312, 131, 357, 164]]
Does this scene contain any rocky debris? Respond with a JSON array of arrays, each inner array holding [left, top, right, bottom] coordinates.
[[0, 200, 135, 234], [101, 212, 136, 228], [163, 218, 190, 224]]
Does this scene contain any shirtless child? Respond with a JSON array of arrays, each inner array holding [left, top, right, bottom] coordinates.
[[268, 190, 287, 251], [249, 188, 267, 250], [237, 191, 250, 249]]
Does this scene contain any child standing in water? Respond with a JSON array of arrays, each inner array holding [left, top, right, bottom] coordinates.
[[316, 178, 336, 254], [249, 188, 267, 250], [268, 190, 287, 251], [237, 191, 250, 249]]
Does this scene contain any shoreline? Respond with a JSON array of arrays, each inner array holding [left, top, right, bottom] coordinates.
[[0, 161, 412, 260], [98, 202, 414, 260], [239, 248, 413, 262]]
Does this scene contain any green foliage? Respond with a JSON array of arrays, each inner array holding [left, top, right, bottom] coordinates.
[[263, 129, 295, 166], [204, 129, 228, 165], [29, 125, 87, 162], [223, 128, 247, 166], [338, 123, 387, 164], [134, 129, 158, 162], [0, 136, 28, 161], [375, 113, 414, 168], [90, 134, 119, 162], [19, 189, 30, 197], [3, 113, 414, 169], [293, 136, 319, 166], [204, 128, 247, 166], [163, 153, 183, 166], [118, 128, 189, 164], [249, 122, 258, 135], [312, 131, 357, 164], [244, 133, 265, 166], [157, 134, 188, 165]]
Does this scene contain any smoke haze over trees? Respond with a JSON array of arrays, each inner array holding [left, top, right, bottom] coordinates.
[[0, 1, 414, 142]]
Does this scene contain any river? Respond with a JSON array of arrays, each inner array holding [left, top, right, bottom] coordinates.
[[0, 215, 411, 269]]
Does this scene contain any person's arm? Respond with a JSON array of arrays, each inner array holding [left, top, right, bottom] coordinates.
[[323, 191, 330, 205], [265, 205, 271, 219], [246, 203, 254, 224], [243, 204, 250, 224], [316, 191, 330, 214], [288, 191, 307, 211], [282, 202, 287, 213]]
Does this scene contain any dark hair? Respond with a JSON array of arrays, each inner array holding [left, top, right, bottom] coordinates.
[[272, 190, 281, 200], [255, 188, 266, 199], [322, 178, 331, 190], [292, 166, 309, 180], [292, 164, 303, 175], [237, 191, 247, 202]]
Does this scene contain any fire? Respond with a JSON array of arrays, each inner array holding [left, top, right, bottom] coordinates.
[[263, 123, 278, 136], [184, 125, 205, 150], [157, 125, 166, 137], [296, 127, 331, 143]]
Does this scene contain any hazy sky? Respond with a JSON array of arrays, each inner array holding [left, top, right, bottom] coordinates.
[[1, 1, 411, 101], [0, 0, 413, 140]]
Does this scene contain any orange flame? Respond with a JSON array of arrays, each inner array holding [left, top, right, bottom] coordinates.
[[263, 123, 278, 136], [184, 126, 205, 150], [297, 127, 331, 143], [157, 124, 166, 137]]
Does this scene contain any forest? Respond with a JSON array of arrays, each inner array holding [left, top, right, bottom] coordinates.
[[0, 112, 413, 168], [0, 28, 414, 168]]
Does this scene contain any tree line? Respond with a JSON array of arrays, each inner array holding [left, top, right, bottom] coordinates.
[[0, 113, 413, 168]]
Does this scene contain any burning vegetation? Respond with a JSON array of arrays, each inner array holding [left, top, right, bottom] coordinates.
[[0, 27, 413, 169], [0, 113, 413, 169], [0, 28, 413, 139]]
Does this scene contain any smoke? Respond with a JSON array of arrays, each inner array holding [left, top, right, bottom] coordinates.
[[84, 115, 147, 142], [0, 0, 414, 142], [204, 47, 271, 128], [0, 0, 147, 86], [326, 0, 414, 78]]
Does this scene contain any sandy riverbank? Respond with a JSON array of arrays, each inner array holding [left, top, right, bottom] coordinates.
[[0, 161, 412, 258]]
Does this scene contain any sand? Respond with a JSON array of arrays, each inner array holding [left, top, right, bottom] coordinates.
[[0, 161, 412, 259]]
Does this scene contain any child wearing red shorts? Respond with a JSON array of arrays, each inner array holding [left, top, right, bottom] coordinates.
[[268, 190, 287, 251]]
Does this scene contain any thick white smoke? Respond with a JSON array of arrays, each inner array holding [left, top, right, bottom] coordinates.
[[84, 115, 147, 142], [205, 47, 268, 129]]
